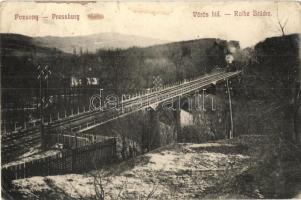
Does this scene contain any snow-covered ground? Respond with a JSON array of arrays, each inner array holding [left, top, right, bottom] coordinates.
[[10, 135, 267, 199]]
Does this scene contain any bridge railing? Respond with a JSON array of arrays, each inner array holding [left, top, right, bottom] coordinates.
[[70, 71, 241, 134], [2, 70, 239, 135]]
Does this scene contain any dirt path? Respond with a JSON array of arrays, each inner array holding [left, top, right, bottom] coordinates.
[[10, 135, 268, 199]]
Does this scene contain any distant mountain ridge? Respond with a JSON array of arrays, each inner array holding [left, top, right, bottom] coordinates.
[[33, 33, 169, 53], [0, 33, 61, 56]]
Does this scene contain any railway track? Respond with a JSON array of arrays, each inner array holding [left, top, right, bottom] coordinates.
[[60, 71, 241, 133], [2, 71, 241, 162]]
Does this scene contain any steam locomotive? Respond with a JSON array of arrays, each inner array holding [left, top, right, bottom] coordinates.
[[225, 54, 238, 72]]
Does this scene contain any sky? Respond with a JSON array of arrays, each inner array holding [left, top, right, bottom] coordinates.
[[0, 0, 300, 48]]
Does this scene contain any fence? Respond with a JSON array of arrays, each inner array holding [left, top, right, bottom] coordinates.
[[2, 138, 117, 182], [47, 134, 91, 149], [47, 134, 113, 149]]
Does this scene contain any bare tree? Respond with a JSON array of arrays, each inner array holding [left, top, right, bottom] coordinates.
[[92, 171, 105, 200], [275, 3, 289, 36], [145, 182, 159, 200]]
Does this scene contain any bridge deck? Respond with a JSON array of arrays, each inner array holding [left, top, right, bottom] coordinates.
[[76, 70, 241, 133], [2, 71, 241, 157]]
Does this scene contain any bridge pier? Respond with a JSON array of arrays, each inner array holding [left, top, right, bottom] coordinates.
[[148, 108, 161, 150], [146, 104, 181, 149], [174, 108, 181, 142]]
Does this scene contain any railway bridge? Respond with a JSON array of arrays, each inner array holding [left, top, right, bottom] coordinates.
[[2, 70, 241, 162]]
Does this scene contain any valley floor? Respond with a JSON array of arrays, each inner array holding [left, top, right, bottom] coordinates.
[[7, 135, 274, 199]]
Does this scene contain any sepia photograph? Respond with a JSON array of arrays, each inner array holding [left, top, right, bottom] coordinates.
[[0, 0, 300, 199]]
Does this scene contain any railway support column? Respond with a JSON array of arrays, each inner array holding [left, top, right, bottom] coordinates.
[[149, 107, 161, 150], [173, 108, 181, 142], [226, 79, 234, 139]]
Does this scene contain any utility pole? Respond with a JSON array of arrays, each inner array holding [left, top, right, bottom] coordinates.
[[225, 53, 234, 139], [37, 65, 52, 149], [226, 79, 234, 139]]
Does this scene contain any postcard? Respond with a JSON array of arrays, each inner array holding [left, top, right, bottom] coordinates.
[[1, 0, 300, 199]]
